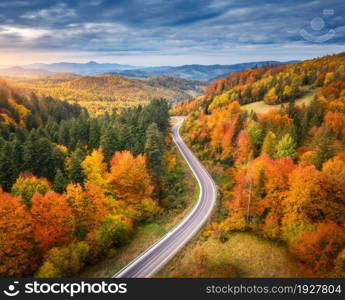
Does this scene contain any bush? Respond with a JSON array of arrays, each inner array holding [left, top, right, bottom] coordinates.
[[220, 214, 246, 233], [36, 242, 89, 278], [97, 214, 133, 249], [86, 214, 133, 263]]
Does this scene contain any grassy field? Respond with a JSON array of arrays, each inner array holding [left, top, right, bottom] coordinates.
[[79, 144, 199, 278], [242, 89, 317, 114], [157, 232, 302, 278]]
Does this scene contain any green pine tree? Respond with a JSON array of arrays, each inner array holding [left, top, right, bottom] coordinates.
[[0, 142, 18, 191], [144, 123, 166, 186], [69, 148, 86, 184], [88, 119, 100, 149], [261, 131, 276, 157], [274, 134, 297, 160], [100, 125, 118, 162], [53, 169, 67, 193]]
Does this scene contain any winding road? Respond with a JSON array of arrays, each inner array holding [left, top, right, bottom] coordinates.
[[113, 117, 217, 278]]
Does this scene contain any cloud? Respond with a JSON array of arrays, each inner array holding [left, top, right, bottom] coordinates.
[[0, 26, 50, 39], [0, 0, 344, 65], [21, 2, 75, 20]]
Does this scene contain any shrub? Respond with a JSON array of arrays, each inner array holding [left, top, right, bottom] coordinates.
[[36, 242, 89, 278]]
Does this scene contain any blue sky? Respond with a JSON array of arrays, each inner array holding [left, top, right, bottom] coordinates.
[[0, 0, 344, 66]]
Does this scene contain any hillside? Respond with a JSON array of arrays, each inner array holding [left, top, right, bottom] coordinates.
[[7, 74, 204, 112], [203, 52, 345, 111], [242, 88, 318, 114], [171, 52, 345, 278], [144, 76, 204, 96], [0, 78, 83, 128]]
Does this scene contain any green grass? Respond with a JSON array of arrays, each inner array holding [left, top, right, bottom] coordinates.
[[158, 232, 302, 278], [80, 223, 167, 277], [242, 89, 318, 114]]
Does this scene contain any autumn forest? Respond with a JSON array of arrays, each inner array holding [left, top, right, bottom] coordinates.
[[172, 52, 345, 277], [0, 51, 345, 278], [0, 79, 187, 277]]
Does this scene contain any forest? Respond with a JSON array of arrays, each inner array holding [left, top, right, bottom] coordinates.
[[172, 52, 345, 277], [6, 74, 204, 113], [0, 78, 186, 277]]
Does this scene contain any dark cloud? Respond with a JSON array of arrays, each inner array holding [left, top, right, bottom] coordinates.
[[0, 0, 344, 64]]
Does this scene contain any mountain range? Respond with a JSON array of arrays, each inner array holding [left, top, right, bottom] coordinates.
[[0, 60, 299, 81]]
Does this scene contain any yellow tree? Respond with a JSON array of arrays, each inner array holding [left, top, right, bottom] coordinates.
[[109, 151, 157, 221], [65, 182, 108, 239], [81, 149, 109, 189], [264, 87, 279, 104], [109, 151, 153, 203]]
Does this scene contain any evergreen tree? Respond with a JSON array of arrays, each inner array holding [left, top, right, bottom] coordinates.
[[261, 131, 276, 157], [57, 121, 69, 146], [53, 169, 67, 193], [311, 127, 335, 169], [274, 134, 297, 160], [100, 125, 118, 162], [69, 148, 86, 184], [247, 121, 263, 155], [88, 119, 100, 149], [68, 119, 79, 151], [0, 142, 18, 191], [22, 131, 39, 174], [10, 137, 23, 173], [144, 123, 166, 188]]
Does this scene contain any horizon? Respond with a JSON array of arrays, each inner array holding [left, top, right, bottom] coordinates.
[[0, 51, 343, 69], [0, 1, 344, 66]]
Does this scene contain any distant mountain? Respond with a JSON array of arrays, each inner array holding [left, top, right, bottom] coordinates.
[[24, 61, 138, 75], [16, 60, 299, 80], [0, 66, 52, 78], [115, 61, 300, 81]]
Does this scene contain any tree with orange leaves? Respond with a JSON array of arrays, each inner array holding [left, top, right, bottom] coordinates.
[[30, 191, 75, 252], [290, 222, 345, 275], [109, 151, 153, 203], [322, 155, 345, 180], [234, 130, 254, 165], [324, 111, 345, 139], [280, 163, 345, 243], [65, 182, 108, 240], [109, 151, 158, 221], [0, 190, 37, 276]]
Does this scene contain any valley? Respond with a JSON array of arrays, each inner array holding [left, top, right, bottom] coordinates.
[[0, 52, 344, 279]]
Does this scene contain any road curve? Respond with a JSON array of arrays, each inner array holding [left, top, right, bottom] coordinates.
[[113, 116, 217, 278]]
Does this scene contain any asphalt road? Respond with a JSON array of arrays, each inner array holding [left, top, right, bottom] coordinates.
[[113, 117, 217, 278]]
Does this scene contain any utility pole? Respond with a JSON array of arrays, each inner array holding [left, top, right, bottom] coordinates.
[[246, 176, 253, 224]]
